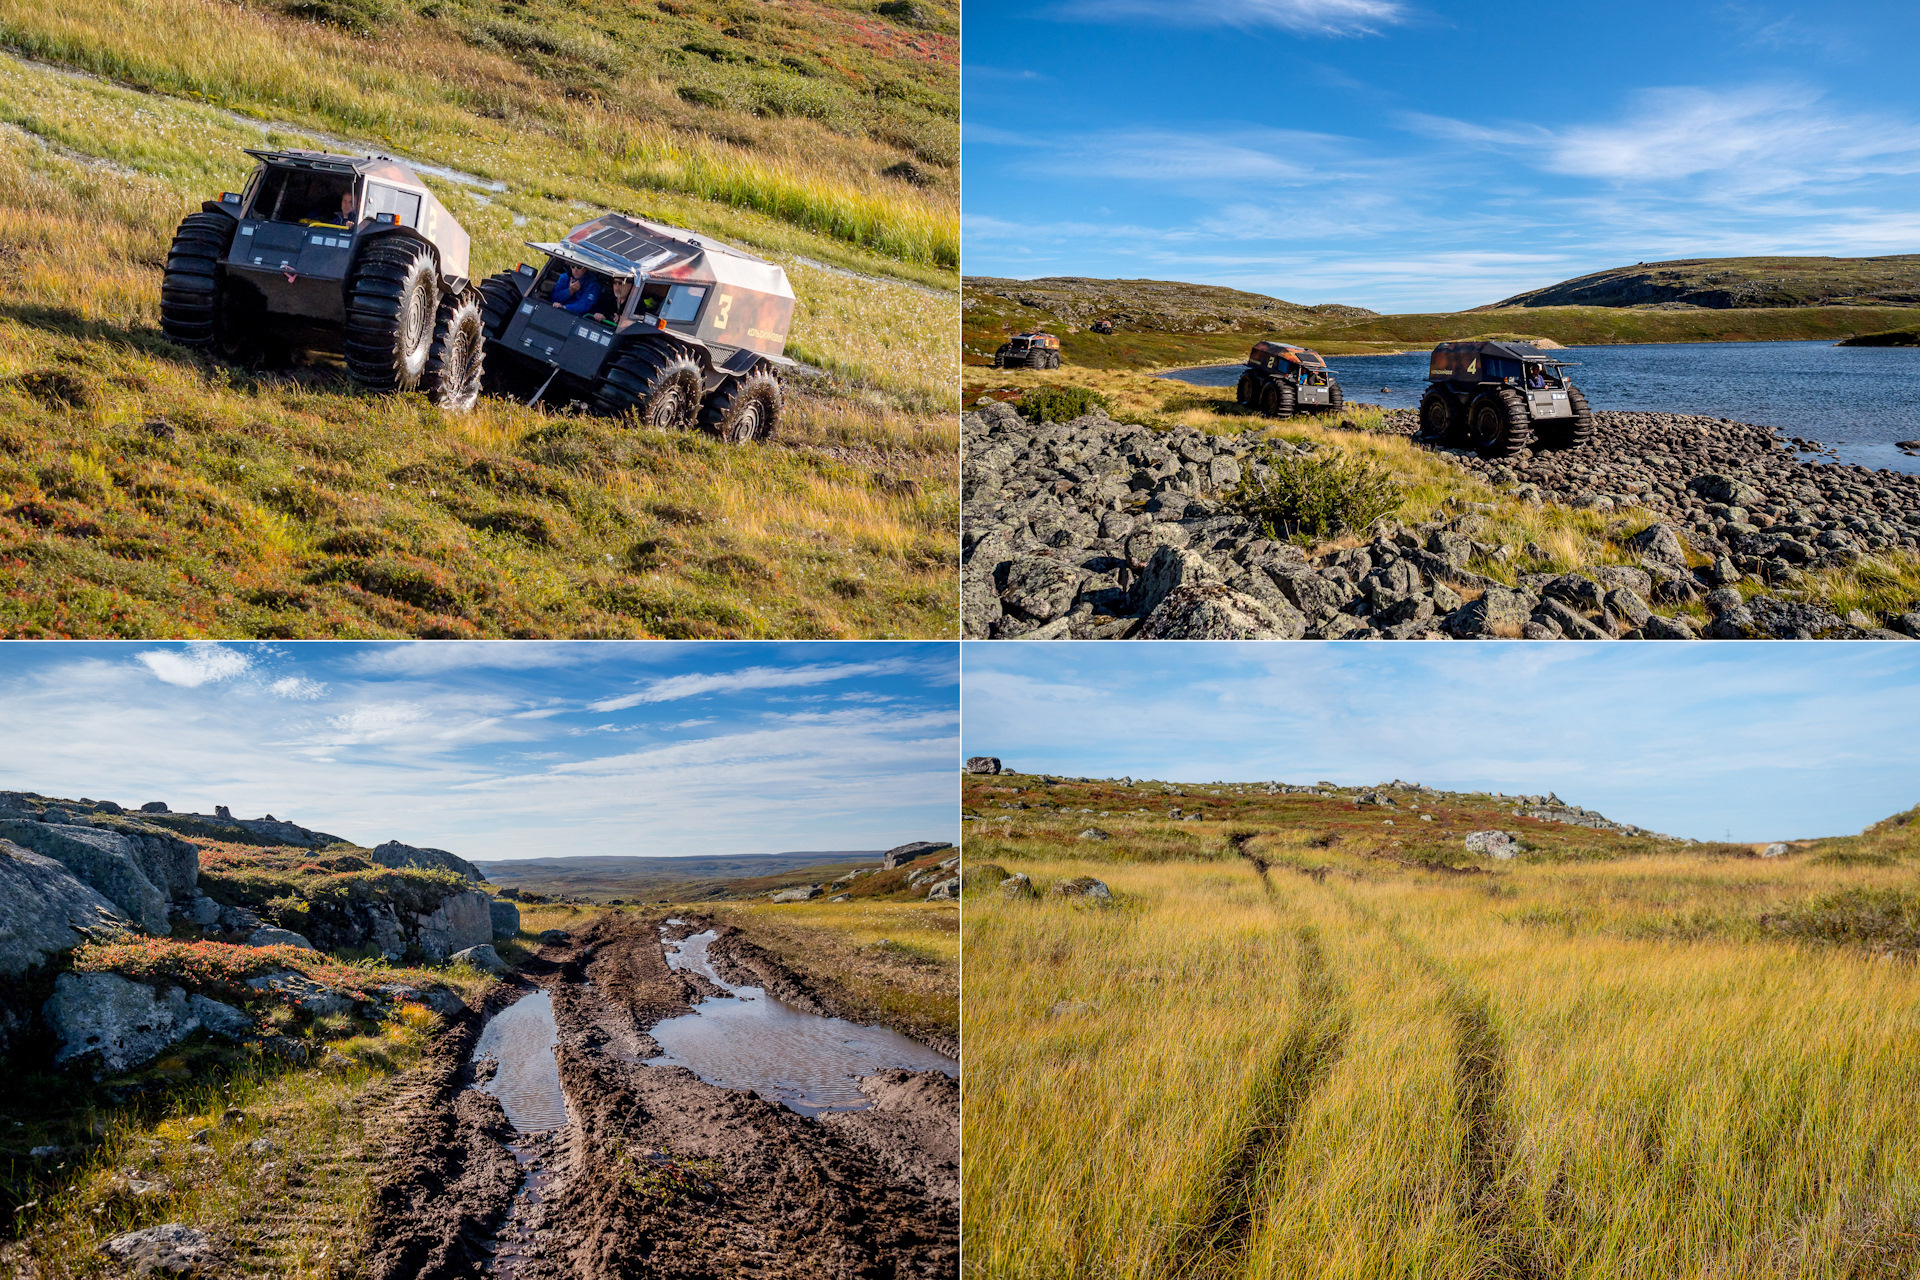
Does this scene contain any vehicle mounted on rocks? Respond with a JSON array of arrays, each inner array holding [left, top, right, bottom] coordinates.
[[1235, 340, 1342, 417], [1417, 339, 1592, 456], [476, 213, 797, 442], [993, 331, 1061, 369], [160, 149, 485, 410]]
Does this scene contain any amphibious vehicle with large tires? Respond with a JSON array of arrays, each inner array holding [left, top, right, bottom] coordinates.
[[1416, 339, 1592, 457], [992, 331, 1061, 369], [1235, 340, 1342, 418], [476, 213, 796, 443], [160, 149, 485, 410]]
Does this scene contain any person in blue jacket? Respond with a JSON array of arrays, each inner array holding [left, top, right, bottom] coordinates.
[[550, 263, 601, 315]]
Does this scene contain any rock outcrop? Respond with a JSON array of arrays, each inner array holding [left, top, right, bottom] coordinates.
[[0, 819, 174, 934], [44, 972, 205, 1072], [964, 756, 1003, 775], [0, 840, 131, 976], [372, 840, 488, 883], [882, 841, 953, 870], [489, 899, 521, 940], [411, 889, 493, 960]]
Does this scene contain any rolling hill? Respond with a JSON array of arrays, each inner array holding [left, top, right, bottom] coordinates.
[[1484, 254, 1920, 311]]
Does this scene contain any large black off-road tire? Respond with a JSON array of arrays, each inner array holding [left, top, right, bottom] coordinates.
[[1261, 379, 1296, 418], [1047, 350, 1062, 369], [477, 271, 523, 341], [422, 290, 485, 412], [592, 341, 703, 430], [159, 212, 235, 348], [1562, 386, 1594, 449], [1466, 388, 1534, 457], [1236, 371, 1259, 408], [1328, 382, 1344, 413], [344, 237, 440, 393], [992, 350, 1007, 369], [698, 367, 782, 444], [1416, 386, 1459, 442]]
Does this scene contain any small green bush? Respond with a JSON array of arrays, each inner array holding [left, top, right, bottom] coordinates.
[[1761, 887, 1920, 951], [279, 0, 391, 35], [1227, 448, 1404, 542], [1019, 385, 1111, 423]]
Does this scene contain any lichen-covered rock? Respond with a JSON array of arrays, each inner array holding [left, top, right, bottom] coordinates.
[[964, 756, 1003, 775], [371, 840, 487, 883], [883, 840, 954, 870], [0, 839, 130, 976], [1049, 876, 1114, 902], [770, 885, 823, 903], [44, 972, 197, 1071], [412, 889, 493, 960], [0, 819, 170, 934], [1465, 830, 1521, 860], [489, 899, 521, 940], [187, 996, 256, 1041], [450, 944, 509, 973], [246, 927, 315, 950], [103, 1223, 225, 1275], [998, 873, 1038, 900]]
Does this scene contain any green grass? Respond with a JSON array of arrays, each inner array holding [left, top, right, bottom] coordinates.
[[962, 777, 1920, 1280], [0, 10, 956, 637]]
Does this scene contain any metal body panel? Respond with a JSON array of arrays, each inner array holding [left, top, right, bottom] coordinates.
[[1297, 384, 1333, 406], [1526, 389, 1573, 419], [503, 301, 616, 378]]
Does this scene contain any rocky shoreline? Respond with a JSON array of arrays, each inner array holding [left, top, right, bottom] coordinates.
[[961, 399, 1920, 640]]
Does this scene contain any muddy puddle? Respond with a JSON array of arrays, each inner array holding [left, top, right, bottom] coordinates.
[[651, 927, 957, 1116], [473, 990, 568, 1131]]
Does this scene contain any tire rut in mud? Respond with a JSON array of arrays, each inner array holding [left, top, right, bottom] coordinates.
[[1176, 925, 1350, 1274], [482, 912, 956, 1279]]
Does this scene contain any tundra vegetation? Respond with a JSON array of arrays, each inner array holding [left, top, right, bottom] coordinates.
[[0, 0, 956, 637], [961, 773, 1920, 1280]]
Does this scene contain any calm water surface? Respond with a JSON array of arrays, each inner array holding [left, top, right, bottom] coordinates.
[[1158, 339, 1920, 475], [472, 990, 568, 1132]]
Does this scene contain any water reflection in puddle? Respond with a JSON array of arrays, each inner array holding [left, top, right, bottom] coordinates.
[[473, 990, 569, 1132], [650, 928, 957, 1117]]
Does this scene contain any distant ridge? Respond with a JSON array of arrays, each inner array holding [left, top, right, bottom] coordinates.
[[1483, 254, 1920, 311]]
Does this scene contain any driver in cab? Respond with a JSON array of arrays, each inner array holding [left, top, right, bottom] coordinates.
[[551, 263, 602, 316]]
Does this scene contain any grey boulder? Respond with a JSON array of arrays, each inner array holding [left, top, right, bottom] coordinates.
[[771, 885, 823, 903], [1761, 842, 1790, 858], [44, 972, 198, 1071], [450, 944, 510, 973], [883, 840, 954, 870], [999, 873, 1037, 900], [245, 971, 354, 1017], [925, 877, 959, 901], [187, 996, 257, 1042], [489, 898, 521, 940], [964, 756, 1002, 775], [371, 840, 488, 884], [104, 1223, 224, 1276], [1048, 876, 1114, 902], [412, 889, 494, 960], [0, 819, 171, 934], [1465, 830, 1521, 860], [0, 839, 130, 977]]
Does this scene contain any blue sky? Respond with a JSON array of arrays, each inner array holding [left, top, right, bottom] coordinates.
[[963, 1, 1920, 311], [0, 642, 957, 860], [961, 643, 1920, 842]]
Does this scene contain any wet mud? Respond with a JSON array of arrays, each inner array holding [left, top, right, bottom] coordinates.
[[359, 914, 958, 1278]]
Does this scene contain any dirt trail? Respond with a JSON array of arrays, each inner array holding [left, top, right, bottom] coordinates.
[[359, 913, 957, 1279]]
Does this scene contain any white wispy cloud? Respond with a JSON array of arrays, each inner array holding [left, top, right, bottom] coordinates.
[[136, 643, 253, 688], [269, 676, 327, 700], [1050, 0, 1409, 36], [587, 658, 924, 710]]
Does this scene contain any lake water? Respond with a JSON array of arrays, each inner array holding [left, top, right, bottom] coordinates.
[[1158, 339, 1920, 475], [650, 927, 958, 1117]]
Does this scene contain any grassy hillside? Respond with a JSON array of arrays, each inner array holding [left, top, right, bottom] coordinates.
[[0, 3, 956, 638], [484, 846, 956, 904], [1487, 254, 1920, 311], [965, 279, 1920, 370], [962, 775, 1920, 1279]]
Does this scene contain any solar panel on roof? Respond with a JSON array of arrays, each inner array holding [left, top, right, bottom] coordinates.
[[586, 226, 672, 262]]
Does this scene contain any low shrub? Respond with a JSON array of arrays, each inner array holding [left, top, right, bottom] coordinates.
[[1227, 448, 1404, 541], [1760, 887, 1920, 952], [1019, 385, 1111, 424]]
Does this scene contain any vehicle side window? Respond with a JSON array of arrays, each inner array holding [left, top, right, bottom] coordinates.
[[1429, 352, 1451, 378], [362, 184, 421, 227], [659, 285, 707, 323]]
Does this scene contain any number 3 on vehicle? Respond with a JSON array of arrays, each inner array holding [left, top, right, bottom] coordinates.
[[714, 294, 733, 329]]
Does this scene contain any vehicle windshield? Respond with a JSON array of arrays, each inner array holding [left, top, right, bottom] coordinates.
[[250, 168, 358, 227]]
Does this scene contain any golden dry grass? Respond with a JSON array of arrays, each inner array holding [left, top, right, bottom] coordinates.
[[963, 799, 1920, 1279]]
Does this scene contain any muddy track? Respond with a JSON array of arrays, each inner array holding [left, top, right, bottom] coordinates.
[[705, 924, 959, 1060], [1177, 926, 1349, 1275], [361, 913, 956, 1279]]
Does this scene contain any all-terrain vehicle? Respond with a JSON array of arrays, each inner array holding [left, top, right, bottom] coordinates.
[[1235, 340, 1342, 417], [993, 331, 1061, 369], [1416, 340, 1591, 456], [160, 149, 484, 409], [1091, 318, 1115, 335], [476, 213, 796, 442]]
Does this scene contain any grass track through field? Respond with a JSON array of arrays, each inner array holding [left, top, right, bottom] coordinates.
[[1177, 921, 1351, 1275]]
